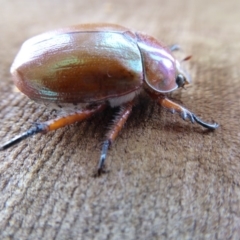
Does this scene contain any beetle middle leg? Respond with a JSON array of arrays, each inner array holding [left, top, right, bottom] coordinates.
[[157, 96, 219, 130], [95, 101, 134, 176]]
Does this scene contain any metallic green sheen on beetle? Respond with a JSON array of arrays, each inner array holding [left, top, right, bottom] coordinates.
[[1, 23, 218, 176], [11, 23, 188, 105]]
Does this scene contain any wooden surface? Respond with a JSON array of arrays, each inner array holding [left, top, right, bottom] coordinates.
[[0, 0, 240, 239]]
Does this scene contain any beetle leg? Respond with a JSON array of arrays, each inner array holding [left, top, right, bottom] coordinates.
[[157, 97, 219, 130], [0, 104, 106, 150], [169, 44, 180, 52], [96, 101, 134, 176]]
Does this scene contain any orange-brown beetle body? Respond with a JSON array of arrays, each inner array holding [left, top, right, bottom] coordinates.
[[1, 23, 218, 175]]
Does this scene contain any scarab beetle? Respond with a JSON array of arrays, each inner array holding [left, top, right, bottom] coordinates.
[[0, 23, 218, 175]]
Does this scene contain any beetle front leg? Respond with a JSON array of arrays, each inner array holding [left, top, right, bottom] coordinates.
[[0, 104, 106, 150], [158, 97, 219, 130], [96, 101, 134, 176]]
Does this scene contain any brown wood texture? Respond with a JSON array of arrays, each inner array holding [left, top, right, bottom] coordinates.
[[0, 0, 239, 239]]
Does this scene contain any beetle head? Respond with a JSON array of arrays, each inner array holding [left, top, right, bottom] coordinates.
[[137, 33, 192, 93], [175, 58, 192, 89]]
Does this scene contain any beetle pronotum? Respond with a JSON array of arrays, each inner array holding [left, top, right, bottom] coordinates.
[[0, 23, 218, 175]]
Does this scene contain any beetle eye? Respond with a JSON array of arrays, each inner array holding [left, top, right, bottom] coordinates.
[[176, 74, 185, 88]]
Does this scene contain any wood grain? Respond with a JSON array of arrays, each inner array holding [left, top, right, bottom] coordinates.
[[0, 0, 239, 239]]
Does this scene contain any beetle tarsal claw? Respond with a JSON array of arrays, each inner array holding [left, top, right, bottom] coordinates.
[[188, 113, 195, 123], [181, 111, 187, 120], [93, 165, 109, 178], [180, 110, 195, 123], [192, 114, 219, 130], [94, 140, 110, 177]]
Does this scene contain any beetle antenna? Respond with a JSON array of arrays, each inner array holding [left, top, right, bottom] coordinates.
[[181, 55, 192, 62], [0, 124, 47, 150], [192, 114, 219, 130]]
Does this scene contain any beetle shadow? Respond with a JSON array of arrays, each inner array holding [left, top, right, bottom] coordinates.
[[74, 105, 119, 140], [68, 93, 215, 150]]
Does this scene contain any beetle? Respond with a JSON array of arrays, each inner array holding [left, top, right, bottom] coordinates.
[[0, 23, 218, 175]]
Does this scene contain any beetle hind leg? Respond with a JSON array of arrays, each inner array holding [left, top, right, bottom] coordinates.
[[0, 123, 47, 150], [95, 101, 134, 177], [0, 104, 106, 151]]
